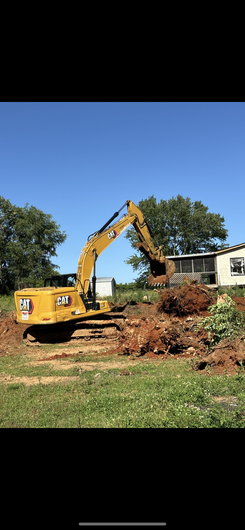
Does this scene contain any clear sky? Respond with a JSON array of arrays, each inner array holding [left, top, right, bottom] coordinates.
[[0, 102, 244, 283]]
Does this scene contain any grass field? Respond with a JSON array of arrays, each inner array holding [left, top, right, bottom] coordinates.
[[1, 291, 245, 428], [1, 343, 245, 428]]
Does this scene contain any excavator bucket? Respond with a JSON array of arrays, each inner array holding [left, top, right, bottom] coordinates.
[[136, 242, 175, 286]]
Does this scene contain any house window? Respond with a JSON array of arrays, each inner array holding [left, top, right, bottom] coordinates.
[[230, 257, 245, 275], [204, 257, 215, 272], [67, 275, 76, 287], [193, 258, 204, 272], [174, 261, 181, 273], [201, 273, 216, 285], [182, 259, 192, 273]]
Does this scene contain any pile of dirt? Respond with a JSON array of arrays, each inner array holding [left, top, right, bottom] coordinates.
[[232, 297, 245, 313], [110, 314, 210, 358], [108, 282, 215, 358], [193, 336, 245, 375], [157, 280, 215, 317], [0, 311, 29, 350]]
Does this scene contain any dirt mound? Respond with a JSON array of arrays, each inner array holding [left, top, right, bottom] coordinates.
[[0, 312, 28, 349], [157, 281, 215, 317], [193, 336, 245, 375], [105, 282, 216, 358], [111, 314, 210, 358], [232, 297, 245, 312]]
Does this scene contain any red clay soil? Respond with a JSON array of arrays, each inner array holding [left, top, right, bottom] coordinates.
[[0, 311, 29, 350], [106, 282, 214, 359], [157, 281, 215, 317], [193, 336, 245, 375], [106, 284, 245, 374], [111, 313, 210, 358], [232, 297, 245, 312]]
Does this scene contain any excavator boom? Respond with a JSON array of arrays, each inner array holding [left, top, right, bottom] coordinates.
[[127, 201, 175, 286], [75, 200, 175, 295]]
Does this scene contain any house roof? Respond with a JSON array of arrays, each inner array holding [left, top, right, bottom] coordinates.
[[215, 243, 245, 254], [91, 277, 115, 282], [166, 252, 216, 259], [167, 243, 245, 260]]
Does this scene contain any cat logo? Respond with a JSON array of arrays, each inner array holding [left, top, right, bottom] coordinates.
[[19, 298, 34, 314], [108, 230, 117, 240], [57, 295, 73, 307]]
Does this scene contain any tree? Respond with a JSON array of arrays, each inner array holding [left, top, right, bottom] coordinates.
[[0, 196, 67, 292], [0, 196, 18, 293], [125, 195, 228, 285]]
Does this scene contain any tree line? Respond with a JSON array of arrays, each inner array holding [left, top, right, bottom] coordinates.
[[0, 196, 66, 293]]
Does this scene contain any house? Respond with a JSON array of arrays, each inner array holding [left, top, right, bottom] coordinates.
[[166, 243, 245, 288], [90, 277, 116, 297]]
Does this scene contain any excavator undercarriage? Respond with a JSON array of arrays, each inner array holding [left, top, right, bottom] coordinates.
[[23, 309, 127, 344]]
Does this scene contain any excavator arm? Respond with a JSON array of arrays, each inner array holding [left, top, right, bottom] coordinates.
[[75, 200, 175, 296], [127, 201, 175, 286]]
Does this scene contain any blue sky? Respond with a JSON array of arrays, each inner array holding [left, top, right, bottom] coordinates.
[[0, 102, 244, 283]]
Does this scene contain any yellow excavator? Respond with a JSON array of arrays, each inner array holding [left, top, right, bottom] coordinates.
[[14, 200, 175, 341]]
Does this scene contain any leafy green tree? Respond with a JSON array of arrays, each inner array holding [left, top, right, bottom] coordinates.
[[0, 197, 17, 293], [125, 195, 228, 284], [0, 196, 67, 292], [116, 282, 138, 292]]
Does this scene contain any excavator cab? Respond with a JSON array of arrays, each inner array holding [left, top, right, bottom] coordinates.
[[44, 274, 76, 288]]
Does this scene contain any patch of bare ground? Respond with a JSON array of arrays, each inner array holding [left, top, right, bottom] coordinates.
[[0, 372, 79, 386], [27, 360, 136, 371]]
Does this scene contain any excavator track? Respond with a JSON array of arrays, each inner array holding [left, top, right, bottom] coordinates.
[[23, 312, 126, 344]]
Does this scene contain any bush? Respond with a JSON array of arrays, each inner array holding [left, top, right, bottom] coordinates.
[[218, 285, 245, 297], [197, 295, 245, 346]]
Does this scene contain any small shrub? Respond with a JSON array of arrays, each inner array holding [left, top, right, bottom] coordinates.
[[218, 285, 245, 297], [197, 295, 245, 346]]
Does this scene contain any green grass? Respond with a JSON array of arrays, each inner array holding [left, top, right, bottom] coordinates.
[[1, 355, 245, 428], [218, 285, 245, 297], [104, 288, 161, 306], [0, 294, 15, 314], [1, 289, 245, 427]]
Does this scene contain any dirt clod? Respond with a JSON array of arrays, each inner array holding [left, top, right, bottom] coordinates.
[[193, 336, 245, 375], [120, 369, 130, 375]]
